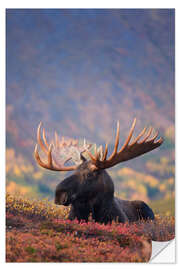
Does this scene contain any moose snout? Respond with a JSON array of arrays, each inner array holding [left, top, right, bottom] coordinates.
[[55, 175, 79, 206], [55, 191, 69, 205]]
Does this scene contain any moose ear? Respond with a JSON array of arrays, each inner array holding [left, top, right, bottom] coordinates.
[[80, 153, 87, 163]]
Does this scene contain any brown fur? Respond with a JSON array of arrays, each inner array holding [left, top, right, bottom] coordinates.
[[55, 160, 154, 224]]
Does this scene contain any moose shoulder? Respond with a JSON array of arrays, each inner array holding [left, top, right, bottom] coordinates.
[[34, 118, 163, 224]]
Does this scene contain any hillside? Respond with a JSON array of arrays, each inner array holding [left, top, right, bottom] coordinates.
[[6, 10, 175, 207], [6, 194, 175, 262], [6, 145, 175, 205]]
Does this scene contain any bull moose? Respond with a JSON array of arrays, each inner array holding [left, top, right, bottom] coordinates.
[[34, 118, 163, 224]]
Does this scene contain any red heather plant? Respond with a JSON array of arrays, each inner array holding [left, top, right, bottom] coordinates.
[[6, 194, 175, 262]]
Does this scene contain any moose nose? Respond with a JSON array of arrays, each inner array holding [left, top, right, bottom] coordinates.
[[54, 197, 59, 204], [55, 191, 68, 205]]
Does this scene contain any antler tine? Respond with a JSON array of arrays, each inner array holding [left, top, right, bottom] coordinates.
[[86, 148, 97, 162], [102, 143, 108, 161], [108, 121, 120, 160], [42, 128, 49, 149], [118, 118, 136, 153], [129, 127, 147, 146], [61, 136, 65, 146], [88, 118, 163, 170], [97, 145, 103, 160], [114, 121, 120, 153], [147, 130, 159, 143], [35, 119, 163, 172], [138, 127, 153, 144], [34, 144, 46, 168], [47, 144, 53, 167], [156, 137, 164, 144], [34, 123, 78, 171], [34, 143, 53, 170], [37, 122, 48, 154], [94, 144, 99, 160], [66, 139, 71, 147], [54, 131, 59, 148]]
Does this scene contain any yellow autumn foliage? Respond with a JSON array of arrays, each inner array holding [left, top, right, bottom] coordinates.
[[159, 184, 166, 192], [6, 181, 16, 193], [146, 158, 174, 176], [22, 164, 34, 173], [168, 178, 174, 185], [165, 125, 175, 142], [118, 167, 159, 188], [144, 175, 158, 187], [126, 180, 136, 188], [6, 148, 15, 161], [6, 164, 10, 174], [118, 167, 134, 176], [33, 171, 43, 180], [6, 148, 35, 178], [137, 184, 147, 195], [13, 165, 22, 177], [6, 181, 30, 195], [160, 157, 169, 165]]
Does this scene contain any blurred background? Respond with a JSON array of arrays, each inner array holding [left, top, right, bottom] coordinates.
[[6, 9, 175, 215]]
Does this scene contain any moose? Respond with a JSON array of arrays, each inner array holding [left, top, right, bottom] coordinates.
[[34, 118, 163, 224]]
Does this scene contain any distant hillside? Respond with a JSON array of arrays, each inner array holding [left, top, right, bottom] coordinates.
[[6, 9, 175, 203]]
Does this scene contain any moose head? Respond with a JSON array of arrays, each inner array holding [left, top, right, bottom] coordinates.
[[34, 119, 163, 224]]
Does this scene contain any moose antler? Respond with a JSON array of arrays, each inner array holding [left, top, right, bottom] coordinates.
[[34, 122, 91, 171], [86, 118, 163, 169]]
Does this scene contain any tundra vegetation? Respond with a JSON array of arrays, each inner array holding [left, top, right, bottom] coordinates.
[[6, 193, 174, 262], [6, 119, 175, 262]]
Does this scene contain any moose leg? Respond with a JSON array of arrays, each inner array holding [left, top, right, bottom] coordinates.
[[68, 202, 91, 222], [92, 198, 128, 224], [132, 200, 155, 221], [68, 205, 76, 220]]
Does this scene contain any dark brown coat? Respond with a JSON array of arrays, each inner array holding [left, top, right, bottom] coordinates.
[[55, 160, 154, 224]]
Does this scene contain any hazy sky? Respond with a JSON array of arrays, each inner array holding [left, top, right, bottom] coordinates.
[[6, 9, 175, 145]]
